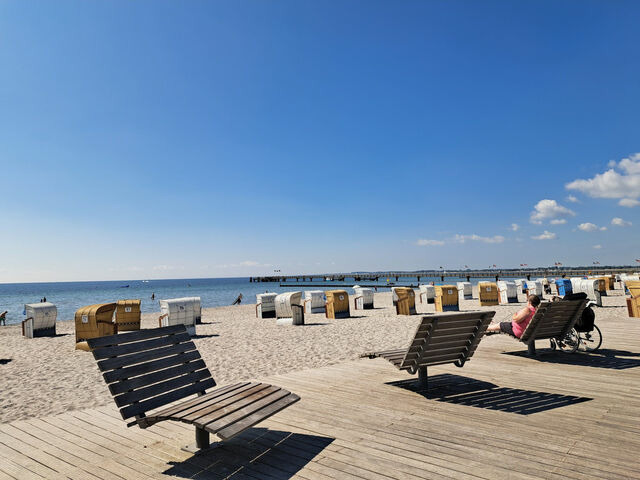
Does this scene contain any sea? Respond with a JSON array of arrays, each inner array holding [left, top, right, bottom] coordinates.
[[0, 276, 498, 326]]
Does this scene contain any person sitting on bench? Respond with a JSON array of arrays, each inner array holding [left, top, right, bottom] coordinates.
[[486, 295, 541, 337]]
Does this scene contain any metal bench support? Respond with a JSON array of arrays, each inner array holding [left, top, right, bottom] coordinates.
[[183, 426, 215, 453], [417, 366, 428, 389], [527, 341, 536, 356]]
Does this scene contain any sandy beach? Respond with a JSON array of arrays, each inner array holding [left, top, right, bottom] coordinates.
[[0, 289, 629, 424]]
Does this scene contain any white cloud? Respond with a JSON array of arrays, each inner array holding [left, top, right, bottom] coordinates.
[[566, 195, 579, 203], [453, 234, 505, 244], [600, 226, 607, 231], [416, 239, 445, 246], [531, 230, 556, 240], [239, 260, 260, 267], [550, 219, 567, 225], [530, 199, 575, 224], [510, 223, 520, 231], [578, 222, 599, 232], [593, 244, 602, 249], [619, 198, 640, 207], [566, 153, 640, 200], [611, 217, 632, 227]]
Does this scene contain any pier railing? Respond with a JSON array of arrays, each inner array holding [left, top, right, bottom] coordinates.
[[250, 267, 636, 284]]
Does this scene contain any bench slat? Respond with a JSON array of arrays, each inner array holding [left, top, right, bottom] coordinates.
[[88, 325, 186, 349], [217, 393, 300, 441], [418, 352, 465, 365], [114, 369, 213, 407], [198, 388, 289, 432], [98, 342, 198, 371], [108, 359, 208, 395], [408, 337, 472, 350], [180, 384, 275, 423], [92, 331, 192, 360], [120, 378, 216, 420], [103, 350, 201, 384], [150, 382, 254, 420]]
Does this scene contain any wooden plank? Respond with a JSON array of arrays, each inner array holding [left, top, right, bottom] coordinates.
[[97, 341, 198, 371], [87, 324, 186, 349], [108, 358, 208, 395], [187, 385, 281, 424], [217, 393, 301, 440], [102, 349, 201, 383], [119, 377, 216, 419], [151, 382, 257, 419], [91, 331, 192, 360], [114, 368, 212, 407]]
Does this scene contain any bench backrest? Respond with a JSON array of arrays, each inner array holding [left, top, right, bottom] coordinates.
[[87, 325, 216, 421], [399, 311, 495, 371], [519, 299, 588, 343]]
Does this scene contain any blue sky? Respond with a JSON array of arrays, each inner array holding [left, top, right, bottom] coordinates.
[[1, 0, 639, 282]]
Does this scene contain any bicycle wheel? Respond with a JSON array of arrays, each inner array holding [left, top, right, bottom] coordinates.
[[557, 329, 580, 353], [579, 325, 602, 352]]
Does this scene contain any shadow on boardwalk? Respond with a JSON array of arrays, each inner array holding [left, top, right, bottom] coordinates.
[[503, 348, 640, 370], [387, 374, 591, 415], [164, 428, 334, 479]]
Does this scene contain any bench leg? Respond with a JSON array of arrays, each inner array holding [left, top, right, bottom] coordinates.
[[417, 366, 428, 390], [182, 426, 217, 453], [527, 341, 536, 356], [196, 426, 210, 449]]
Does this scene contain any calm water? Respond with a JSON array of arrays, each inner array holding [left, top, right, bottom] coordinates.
[[0, 276, 503, 325]]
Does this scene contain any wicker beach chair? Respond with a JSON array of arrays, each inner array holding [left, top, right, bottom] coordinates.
[[87, 325, 300, 452], [362, 311, 495, 390]]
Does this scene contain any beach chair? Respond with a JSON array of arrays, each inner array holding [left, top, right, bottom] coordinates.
[[516, 299, 589, 355], [22, 302, 57, 338], [256, 293, 277, 318], [362, 311, 495, 390], [394, 287, 417, 315], [354, 287, 374, 310], [75, 303, 117, 351], [625, 280, 640, 318], [115, 299, 141, 331], [87, 325, 300, 452], [325, 290, 350, 319], [478, 282, 499, 306]]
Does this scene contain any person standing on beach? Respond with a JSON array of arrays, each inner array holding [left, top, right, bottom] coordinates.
[[151, 293, 155, 300], [231, 293, 243, 305], [0, 311, 7, 326]]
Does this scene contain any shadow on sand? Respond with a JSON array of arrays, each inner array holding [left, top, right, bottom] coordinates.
[[387, 373, 591, 415], [163, 427, 333, 479]]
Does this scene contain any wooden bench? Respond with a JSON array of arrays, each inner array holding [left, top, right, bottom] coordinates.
[[87, 325, 300, 452], [362, 311, 495, 390], [517, 299, 588, 355]]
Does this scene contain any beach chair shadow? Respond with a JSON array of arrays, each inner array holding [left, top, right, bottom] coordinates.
[[0, 359, 11, 365], [387, 373, 592, 415], [302, 322, 329, 326], [190, 333, 220, 339], [163, 428, 334, 479], [503, 349, 640, 370]]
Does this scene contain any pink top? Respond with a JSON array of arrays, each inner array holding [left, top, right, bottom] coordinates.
[[512, 305, 537, 338]]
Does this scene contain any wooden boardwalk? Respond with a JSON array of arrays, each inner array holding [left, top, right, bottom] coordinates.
[[1, 314, 640, 479]]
